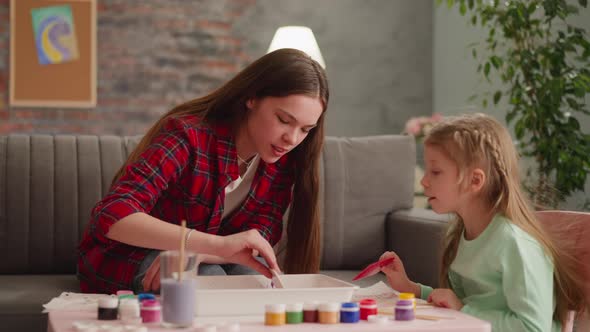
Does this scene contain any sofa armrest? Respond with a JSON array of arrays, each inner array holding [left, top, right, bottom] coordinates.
[[386, 208, 450, 288]]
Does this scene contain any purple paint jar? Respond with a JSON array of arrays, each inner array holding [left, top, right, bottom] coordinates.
[[395, 299, 415, 321]]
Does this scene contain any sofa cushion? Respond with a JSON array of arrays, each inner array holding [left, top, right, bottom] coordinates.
[[320, 135, 415, 270]]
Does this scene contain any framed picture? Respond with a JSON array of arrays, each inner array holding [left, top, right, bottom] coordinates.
[[10, 0, 97, 108]]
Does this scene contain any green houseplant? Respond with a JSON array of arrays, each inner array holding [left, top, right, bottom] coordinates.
[[438, 0, 590, 208]]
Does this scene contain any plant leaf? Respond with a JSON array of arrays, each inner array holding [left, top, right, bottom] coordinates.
[[493, 91, 502, 105]]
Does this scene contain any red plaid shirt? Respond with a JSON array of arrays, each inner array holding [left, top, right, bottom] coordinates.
[[77, 115, 294, 294]]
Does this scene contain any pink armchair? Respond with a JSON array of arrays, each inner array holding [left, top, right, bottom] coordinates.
[[536, 210, 590, 332]]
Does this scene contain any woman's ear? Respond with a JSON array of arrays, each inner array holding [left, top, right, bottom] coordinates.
[[470, 168, 486, 193], [246, 98, 256, 110]]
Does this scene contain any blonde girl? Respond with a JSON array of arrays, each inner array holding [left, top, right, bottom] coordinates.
[[381, 114, 586, 331]]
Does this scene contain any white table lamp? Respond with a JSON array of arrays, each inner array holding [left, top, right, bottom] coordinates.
[[267, 26, 325, 69]]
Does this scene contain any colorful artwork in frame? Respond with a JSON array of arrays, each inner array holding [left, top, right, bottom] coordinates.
[[31, 5, 79, 65]]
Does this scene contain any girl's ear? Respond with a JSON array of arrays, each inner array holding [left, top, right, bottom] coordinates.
[[470, 168, 486, 193]]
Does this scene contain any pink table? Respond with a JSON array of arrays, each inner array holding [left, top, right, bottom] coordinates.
[[48, 308, 491, 332]]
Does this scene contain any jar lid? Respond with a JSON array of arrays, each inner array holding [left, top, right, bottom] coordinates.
[[137, 293, 156, 301], [359, 298, 376, 306], [115, 290, 134, 296], [399, 292, 415, 300], [367, 314, 389, 324], [341, 302, 359, 308], [318, 302, 340, 312], [303, 302, 319, 310], [98, 297, 118, 309], [286, 303, 303, 312], [265, 304, 286, 313]]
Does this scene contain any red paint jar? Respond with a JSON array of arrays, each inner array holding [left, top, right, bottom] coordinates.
[[359, 298, 377, 320]]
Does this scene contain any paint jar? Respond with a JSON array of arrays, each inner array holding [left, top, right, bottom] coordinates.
[[395, 299, 415, 321], [303, 302, 319, 323], [140, 299, 162, 323], [286, 303, 303, 324], [118, 298, 141, 323], [359, 298, 377, 320], [161, 250, 198, 328], [399, 292, 416, 311], [367, 314, 389, 324], [137, 293, 156, 302], [318, 302, 340, 324], [265, 304, 286, 326], [340, 302, 360, 323], [97, 297, 118, 320]]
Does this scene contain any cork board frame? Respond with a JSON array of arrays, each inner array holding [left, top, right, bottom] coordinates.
[[9, 0, 97, 108]]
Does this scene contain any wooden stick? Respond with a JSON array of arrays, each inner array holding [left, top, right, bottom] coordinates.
[[178, 220, 187, 282], [416, 314, 455, 320], [377, 310, 454, 321]]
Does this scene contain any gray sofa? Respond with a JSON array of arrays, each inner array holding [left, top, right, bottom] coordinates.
[[0, 134, 449, 332]]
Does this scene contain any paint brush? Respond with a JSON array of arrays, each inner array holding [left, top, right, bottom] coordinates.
[[178, 220, 187, 282]]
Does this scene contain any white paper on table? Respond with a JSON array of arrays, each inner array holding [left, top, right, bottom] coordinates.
[[352, 281, 430, 312], [42, 292, 115, 313]]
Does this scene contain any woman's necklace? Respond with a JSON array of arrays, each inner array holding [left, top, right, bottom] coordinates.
[[237, 154, 254, 168]]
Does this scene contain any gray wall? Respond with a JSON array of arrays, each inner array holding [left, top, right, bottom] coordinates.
[[434, 5, 590, 210], [237, 0, 433, 137]]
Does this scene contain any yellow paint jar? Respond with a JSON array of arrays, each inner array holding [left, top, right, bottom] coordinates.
[[265, 304, 286, 326]]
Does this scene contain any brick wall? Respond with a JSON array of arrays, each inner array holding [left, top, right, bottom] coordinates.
[[0, 0, 257, 135], [0, 0, 433, 137]]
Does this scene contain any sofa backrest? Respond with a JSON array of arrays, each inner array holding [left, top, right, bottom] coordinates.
[[319, 136, 415, 269], [0, 134, 415, 274]]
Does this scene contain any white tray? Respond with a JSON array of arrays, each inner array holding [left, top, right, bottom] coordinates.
[[193, 274, 358, 317]]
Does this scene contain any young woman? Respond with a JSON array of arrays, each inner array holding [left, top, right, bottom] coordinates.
[[77, 49, 329, 294]]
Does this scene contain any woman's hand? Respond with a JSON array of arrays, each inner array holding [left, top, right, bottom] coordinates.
[[379, 251, 419, 296], [216, 229, 279, 278], [427, 288, 463, 310], [142, 255, 161, 292]]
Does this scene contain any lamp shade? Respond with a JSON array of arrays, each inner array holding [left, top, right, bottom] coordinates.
[[267, 26, 325, 69]]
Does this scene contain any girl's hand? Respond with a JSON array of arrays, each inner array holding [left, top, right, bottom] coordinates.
[[217, 229, 279, 278], [379, 251, 419, 296], [427, 288, 464, 310]]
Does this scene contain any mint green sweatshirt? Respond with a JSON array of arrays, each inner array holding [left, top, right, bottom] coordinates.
[[419, 214, 560, 332]]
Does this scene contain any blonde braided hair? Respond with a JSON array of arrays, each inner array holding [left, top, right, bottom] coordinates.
[[424, 113, 587, 325]]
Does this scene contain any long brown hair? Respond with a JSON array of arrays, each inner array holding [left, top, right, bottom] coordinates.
[[113, 48, 329, 274], [425, 114, 586, 324]]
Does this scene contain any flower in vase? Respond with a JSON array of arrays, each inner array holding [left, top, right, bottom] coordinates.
[[403, 113, 443, 140]]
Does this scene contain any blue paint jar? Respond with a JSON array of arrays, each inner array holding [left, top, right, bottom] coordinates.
[[340, 302, 360, 323]]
